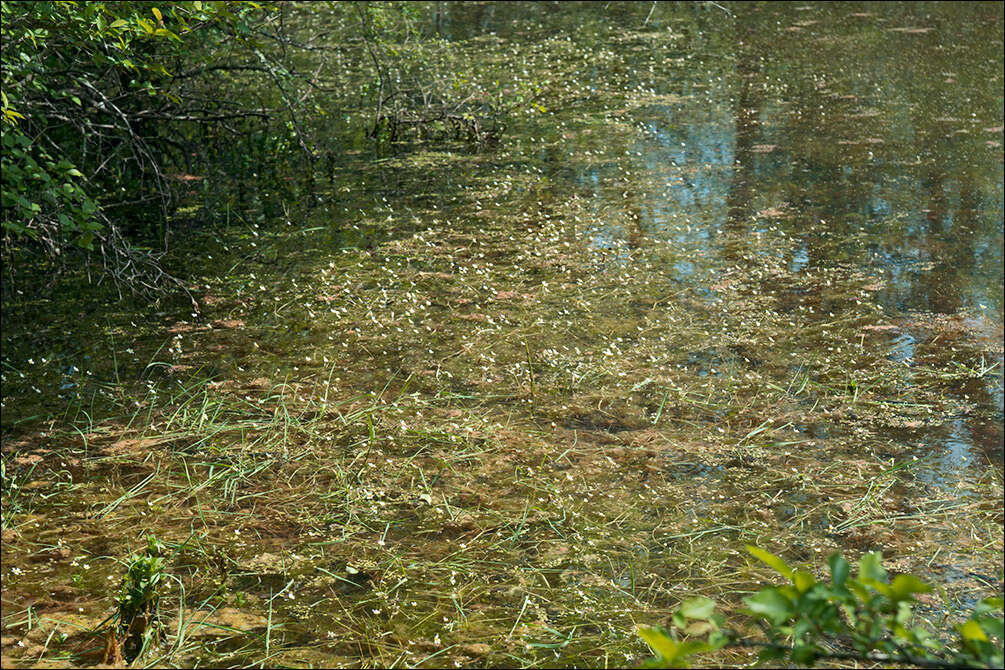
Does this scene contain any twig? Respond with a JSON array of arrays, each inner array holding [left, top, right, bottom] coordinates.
[[704, 1, 733, 16], [644, 1, 657, 26]]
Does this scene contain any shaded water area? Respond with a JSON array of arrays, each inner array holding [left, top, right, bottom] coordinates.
[[2, 2, 1003, 667]]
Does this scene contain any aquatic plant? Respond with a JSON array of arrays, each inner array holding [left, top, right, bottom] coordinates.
[[639, 545, 1005, 668], [103, 535, 168, 665], [0, 455, 39, 528]]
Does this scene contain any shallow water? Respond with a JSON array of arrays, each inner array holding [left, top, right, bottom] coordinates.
[[1, 2, 1002, 667], [433, 0, 1004, 483]]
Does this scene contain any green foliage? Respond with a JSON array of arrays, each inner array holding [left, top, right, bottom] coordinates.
[[1, 0, 546, 310], [0, 454, 41, 528], [639, 546, 1004, 668], [1, 126, 100, 249], [1, 0, 276, 284], [2, 1, 527, 293], [105, 535, 168, 663], [3, 2, 194, 246], [639, 597, 730, 668]]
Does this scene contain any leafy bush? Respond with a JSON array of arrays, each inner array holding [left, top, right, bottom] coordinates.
[[639, 545, 1004, 668], [2, 2, 212, 248], [2, 2, 518, 295], [1, 1, 281, 293]]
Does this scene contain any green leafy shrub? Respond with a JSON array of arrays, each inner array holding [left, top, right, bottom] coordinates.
[[639, 545, 1004, 668], [2, 2, 198, 248], [1, 1, 280, 292]]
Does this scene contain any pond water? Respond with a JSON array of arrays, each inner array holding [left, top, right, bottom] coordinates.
[[1, 2, 1002, 667], [433, 0, 1004, 479]]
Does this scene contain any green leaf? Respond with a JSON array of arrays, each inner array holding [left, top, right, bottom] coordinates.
[[746, 545, 793, 580], [706, 630, 730, 649], [678, 597, 715, 620], [155, 28, 181, 42], [792, 618, 813, 641], [958, 619, 989, 642], [673, 641, 712, 663], [895, 600, 914, 625], [977, 615, 1004, 640], [982, 596, 1004, 611], [869, 581, 893, 598], [793, 570, 816, 593], [858, 551, 886, 583], [889, 574, 931, 601], [829, 553, 850, 589], [847, 579, 870, 603], [745, 588, 794, 624], [639, 626, 680, 660], [638, 626, 713, 668]]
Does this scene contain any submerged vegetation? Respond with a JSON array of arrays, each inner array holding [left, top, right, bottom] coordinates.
[[2, 1, 1003, 668]]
